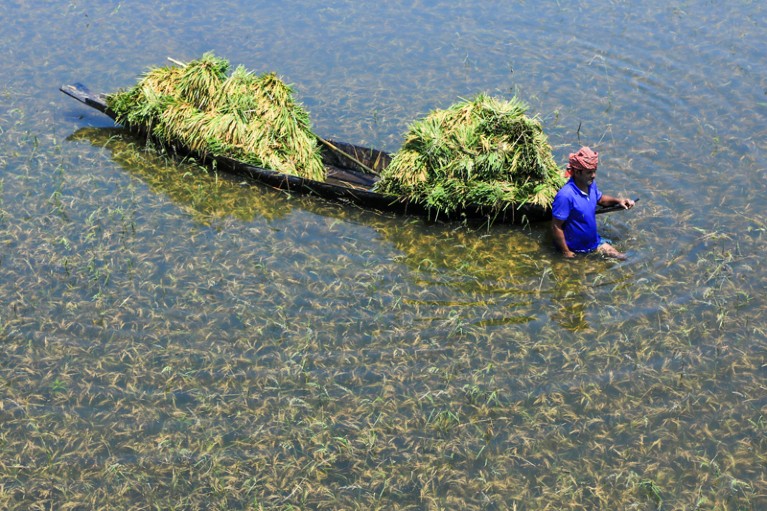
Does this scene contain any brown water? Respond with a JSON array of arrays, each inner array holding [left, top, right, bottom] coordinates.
[[1, 1, 766, 509]]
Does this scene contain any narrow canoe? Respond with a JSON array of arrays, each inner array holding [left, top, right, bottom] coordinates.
[[60, 83, 625, 224]]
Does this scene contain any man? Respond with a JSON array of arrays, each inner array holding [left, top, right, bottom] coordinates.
[[551, 146, 634, 259]]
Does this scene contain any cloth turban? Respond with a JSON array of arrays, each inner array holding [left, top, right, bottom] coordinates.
[[566, 146, 599, 177]]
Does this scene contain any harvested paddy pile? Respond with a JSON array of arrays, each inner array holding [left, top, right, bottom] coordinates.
[[375, 93, 565, 214], [106, 53, 325, 181]]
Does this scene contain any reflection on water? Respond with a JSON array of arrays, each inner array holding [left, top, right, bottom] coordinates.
[[1, 0, 766, 509], [69, 127, 296, 224]]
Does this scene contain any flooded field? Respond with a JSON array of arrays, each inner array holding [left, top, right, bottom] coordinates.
[[1, 1, 766, 509]]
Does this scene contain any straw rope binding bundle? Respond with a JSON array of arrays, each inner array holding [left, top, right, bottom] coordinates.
[[374, 93, 565, 215], [106, 52, 325, 181]]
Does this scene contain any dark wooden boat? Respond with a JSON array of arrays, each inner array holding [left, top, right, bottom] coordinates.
[[60, 83, 627, 224]]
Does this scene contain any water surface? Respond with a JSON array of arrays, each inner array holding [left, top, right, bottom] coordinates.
[[1, 1, 766, 509]]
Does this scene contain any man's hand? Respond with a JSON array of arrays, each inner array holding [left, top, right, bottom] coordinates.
[[618, 198, 635, 209], [551, 218, 574, 258], [598, 195, 636, 210]]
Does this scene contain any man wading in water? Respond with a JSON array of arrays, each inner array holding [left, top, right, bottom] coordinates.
[[551, 147, 634, 260]]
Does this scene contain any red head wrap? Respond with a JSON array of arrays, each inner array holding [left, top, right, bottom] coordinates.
[[565, 146, 598, 178]]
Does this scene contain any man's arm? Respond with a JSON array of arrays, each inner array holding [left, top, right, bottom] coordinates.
[[552, 218, 575, 258], [597, 194, 635, 209]]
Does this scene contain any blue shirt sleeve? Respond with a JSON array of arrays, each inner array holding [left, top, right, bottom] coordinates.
[[552, 190, 570, 221]]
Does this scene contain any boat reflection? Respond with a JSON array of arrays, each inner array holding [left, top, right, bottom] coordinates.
[[68, 127, 296, 225]]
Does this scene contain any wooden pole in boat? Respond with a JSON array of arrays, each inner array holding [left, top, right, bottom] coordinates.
[[314, 136, 379, 176]]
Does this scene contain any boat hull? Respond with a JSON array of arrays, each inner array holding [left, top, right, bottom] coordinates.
[[60, 83, 557, 224]]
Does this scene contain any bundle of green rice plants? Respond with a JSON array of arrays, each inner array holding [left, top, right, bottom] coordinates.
[[176, 52, 229, 111], [375, 93, 564, 214], [141, 66, 184, 96], [256, 72, 296, 109], [108, 84, 172, 130], [216, 66, 261, 121], [107, 66, 182, 129], [106, 53, 325, 181], [155, 102, 210, 153]]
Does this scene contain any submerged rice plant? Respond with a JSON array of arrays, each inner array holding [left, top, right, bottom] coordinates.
[[106, 52, 325, 181], [375, 93, 565, 214]]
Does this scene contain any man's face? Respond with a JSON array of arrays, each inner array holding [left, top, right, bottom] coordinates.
[[573, 167, 597, 188]]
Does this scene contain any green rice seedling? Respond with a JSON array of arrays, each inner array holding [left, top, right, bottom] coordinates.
[[375, 93, 564, 215], [637, 478, 663, 510]]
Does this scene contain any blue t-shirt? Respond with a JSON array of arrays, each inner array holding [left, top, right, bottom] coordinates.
[[552, 179, 603, 253]]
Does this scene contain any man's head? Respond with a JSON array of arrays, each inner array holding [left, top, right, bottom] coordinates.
[[567, 146, 599, 188], [567, 146, 598, 174]]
